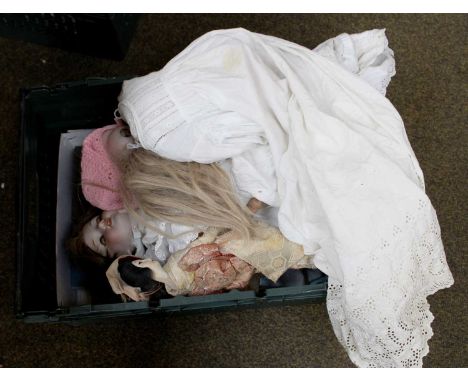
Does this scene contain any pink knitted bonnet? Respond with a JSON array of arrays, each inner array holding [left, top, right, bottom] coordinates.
[[81, 124, 124, 210]]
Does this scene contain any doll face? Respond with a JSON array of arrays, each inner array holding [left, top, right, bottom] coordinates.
[[132, 258, 153, 268], [82, 209, 135, 259], [104, 123, 134, 163]]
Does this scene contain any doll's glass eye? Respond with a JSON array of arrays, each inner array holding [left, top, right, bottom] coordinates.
[[120, 127, 131, 138], [100, 236, 106, 246]]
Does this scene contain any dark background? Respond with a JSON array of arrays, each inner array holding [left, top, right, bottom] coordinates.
[[0, 14, 466, 367]]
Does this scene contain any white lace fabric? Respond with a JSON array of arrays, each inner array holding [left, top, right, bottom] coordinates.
[[327, 203, 454, 367]]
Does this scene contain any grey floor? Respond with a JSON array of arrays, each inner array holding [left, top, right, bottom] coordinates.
[[0, 14, 466, 367]]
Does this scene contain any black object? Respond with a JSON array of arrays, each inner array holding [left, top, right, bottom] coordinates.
[[259, 268, 327, 289], [0, 13, 140, 60], [260, 269, 306, 288]]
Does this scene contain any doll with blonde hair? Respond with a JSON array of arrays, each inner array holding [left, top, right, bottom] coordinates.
[[80, 118, 266, 243]]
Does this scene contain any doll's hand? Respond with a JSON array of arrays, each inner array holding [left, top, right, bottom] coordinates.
[[247, 197, 267, 213]]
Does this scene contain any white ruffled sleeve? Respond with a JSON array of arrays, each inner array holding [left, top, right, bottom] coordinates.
[[313, 29, 396, 95]]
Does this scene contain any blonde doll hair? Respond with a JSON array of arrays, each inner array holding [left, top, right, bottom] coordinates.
[[121, 148, 258, 240]]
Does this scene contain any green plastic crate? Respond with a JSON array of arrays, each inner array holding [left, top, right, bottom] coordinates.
[[17, 77, 328, 325]]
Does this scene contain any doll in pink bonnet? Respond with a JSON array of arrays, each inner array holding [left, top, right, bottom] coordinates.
[[80, 118, 267, 228], [81, 119, 134, 210], [76, 120, 200, 268]]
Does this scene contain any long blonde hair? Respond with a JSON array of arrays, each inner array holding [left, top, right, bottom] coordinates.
[[121, 149, 258, 240]]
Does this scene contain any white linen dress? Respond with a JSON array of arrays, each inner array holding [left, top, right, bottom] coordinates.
[[117, 28, 453, 367]]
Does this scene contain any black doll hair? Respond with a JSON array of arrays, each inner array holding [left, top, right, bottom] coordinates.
[[117, 256, 165, 296], [67, 205, 120, 303], [67, 204, 111, 267]]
